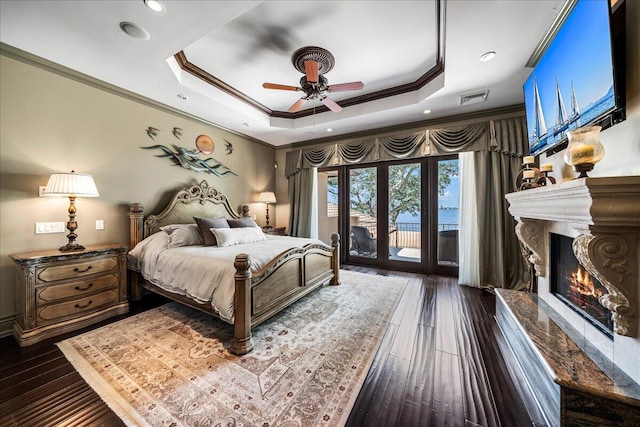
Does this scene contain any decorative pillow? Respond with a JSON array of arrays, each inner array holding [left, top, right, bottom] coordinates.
[[210, 226, 266, 247], [194, 216, 230, 246], [160, 224, 203, 248], [227, 217, 259, 228]]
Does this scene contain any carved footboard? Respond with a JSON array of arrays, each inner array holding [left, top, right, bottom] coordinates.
[[230, 234, 340, 355]]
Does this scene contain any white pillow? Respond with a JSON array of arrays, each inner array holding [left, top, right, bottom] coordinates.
[[210, 226, 265, 247], [161, 224, 204, 248]]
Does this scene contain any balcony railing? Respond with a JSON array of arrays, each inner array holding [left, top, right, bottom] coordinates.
[[356, 220, 458, 249]]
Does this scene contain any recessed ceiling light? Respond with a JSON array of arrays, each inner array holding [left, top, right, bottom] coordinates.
[[326, 128, 333, 132], [177, 94, 188, 100], [480, 51, 496, 62], [119, 22, 150, 40], [423, 109, 432, 115], [144, 0, 164, 12]]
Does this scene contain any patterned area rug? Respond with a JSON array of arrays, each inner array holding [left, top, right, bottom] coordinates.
[[58, 270, 407, 426]]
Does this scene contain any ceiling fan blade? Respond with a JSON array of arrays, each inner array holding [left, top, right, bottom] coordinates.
[[289, 98, 308, 112], [321, 97, 342, 113], [263, 83, 300, 91], [328, 81, 364, 92], [304, 60, 319, 83]]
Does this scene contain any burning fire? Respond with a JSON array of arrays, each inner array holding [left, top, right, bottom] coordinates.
[[568, 266, 603, 299]]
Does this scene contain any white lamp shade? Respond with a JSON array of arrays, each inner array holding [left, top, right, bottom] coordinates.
[[44, 172, 99, 197], [258, 191, 276, 204]]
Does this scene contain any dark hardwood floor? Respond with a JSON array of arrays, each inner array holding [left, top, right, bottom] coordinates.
[[1, 267, 545, 427]]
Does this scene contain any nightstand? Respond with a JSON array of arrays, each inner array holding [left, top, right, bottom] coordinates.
[[263, 227, 286, 236], [10, 244, 129, 346]]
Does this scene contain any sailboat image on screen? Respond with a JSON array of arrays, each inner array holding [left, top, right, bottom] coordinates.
[[523, 0, 622, 157], [531, 79, 547, 142]]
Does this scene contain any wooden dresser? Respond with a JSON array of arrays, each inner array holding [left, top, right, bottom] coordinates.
[[10, 244, 129, 346]]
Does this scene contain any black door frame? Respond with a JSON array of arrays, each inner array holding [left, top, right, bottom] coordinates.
[[324, 155, 458, 276]]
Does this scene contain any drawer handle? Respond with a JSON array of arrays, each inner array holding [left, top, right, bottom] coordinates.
[[74, 265, 93, 273], [74, 283, 93, 291], [75, 300, 93, 309]]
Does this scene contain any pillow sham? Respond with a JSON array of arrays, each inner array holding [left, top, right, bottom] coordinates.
[[227, 217, 259, 228], [194, 216, 230, 246], [210, 226, 266, 247], [160, 224, 203, 248]]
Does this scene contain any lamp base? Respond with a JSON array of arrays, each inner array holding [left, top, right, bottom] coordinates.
[[59, 242, 86, 252]]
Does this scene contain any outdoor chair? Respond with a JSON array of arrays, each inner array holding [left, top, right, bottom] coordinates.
[[350, 225, 377, 256], [437, 229, 458, 264]]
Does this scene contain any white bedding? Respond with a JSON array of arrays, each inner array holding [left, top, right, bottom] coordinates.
[[128, 232, 324, 323]]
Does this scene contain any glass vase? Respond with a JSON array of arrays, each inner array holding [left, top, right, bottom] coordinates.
[[563, 126, 604, 178]]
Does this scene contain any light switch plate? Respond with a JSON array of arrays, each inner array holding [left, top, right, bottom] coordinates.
[[35, 222, 65, 234], [39, 186, 46, 197], [96, 219, 105, 230]]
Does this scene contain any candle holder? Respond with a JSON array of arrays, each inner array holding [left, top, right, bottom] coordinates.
[[563, 126, 604, 178], [537, 164, 556, 186], [515, 156, 540, 191]]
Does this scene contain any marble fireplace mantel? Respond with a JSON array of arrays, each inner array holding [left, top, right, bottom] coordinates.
[[506, 176, 640, 337]]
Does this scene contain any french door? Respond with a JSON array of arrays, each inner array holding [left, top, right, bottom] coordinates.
[[317, 156, 458, 275]]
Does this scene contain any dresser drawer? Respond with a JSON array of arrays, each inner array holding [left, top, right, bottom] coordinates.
[[36, 256, 119, 283], [37, 289, 120, 325], [36, 274, 119, 304]]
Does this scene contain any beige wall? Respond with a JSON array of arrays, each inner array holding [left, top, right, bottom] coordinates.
[[0, 53, 276, 335]]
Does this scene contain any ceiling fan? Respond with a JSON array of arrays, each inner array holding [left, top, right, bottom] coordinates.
[[263, 46, 364, 113]]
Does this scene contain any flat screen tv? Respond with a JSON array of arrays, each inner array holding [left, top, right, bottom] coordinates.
[[524, 0, 625, 156]]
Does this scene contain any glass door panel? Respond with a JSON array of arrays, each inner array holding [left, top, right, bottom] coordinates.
[[348, 167, 378, 259], [388, 162, 422, 263], [436, 158, 459, 267], [317, 169, 339, 246]]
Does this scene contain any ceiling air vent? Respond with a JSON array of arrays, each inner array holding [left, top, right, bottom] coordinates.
[[459, 90, 489, 106]]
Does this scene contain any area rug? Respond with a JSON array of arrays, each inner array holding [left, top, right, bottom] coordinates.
[[58, 270, 407, 427]]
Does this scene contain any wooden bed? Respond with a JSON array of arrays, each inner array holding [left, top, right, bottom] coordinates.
[[128, 180, 340, 355]]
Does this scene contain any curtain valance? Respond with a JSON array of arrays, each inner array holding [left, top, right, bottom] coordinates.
[[378, 132, 425, 158], [287, 116, 527, 171], [337, 141, 376, 164], [428, 122, 487, 153]]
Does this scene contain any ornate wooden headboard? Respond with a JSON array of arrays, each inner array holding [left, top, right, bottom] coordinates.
[[129, 180, 250, 249]]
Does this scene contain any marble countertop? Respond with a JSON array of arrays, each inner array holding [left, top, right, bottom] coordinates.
[[496, 289, 640, 407]]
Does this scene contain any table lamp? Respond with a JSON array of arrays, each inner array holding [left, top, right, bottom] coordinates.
[[44, 171, 99, 252], [258, 191, 277, 229]]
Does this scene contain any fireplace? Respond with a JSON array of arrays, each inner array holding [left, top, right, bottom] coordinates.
[[501, 177, 640, 425], [550, 233, 613, 337], [504, 176, 640, 384]]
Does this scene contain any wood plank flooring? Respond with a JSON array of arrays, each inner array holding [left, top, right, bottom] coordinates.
[[0, 267, 544, 427]]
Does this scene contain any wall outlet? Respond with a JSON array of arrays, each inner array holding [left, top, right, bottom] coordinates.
[[35, 222, 65, 234], [95, 219, 104, 230]]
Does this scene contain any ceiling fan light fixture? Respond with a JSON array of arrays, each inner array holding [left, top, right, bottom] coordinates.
[[263, 46, 363, 114], [144, 0, 164, 12]]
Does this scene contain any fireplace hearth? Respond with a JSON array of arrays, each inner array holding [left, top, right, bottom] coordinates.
[[550, 233, 613, 336]]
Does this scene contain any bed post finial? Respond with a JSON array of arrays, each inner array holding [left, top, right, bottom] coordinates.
[[330, 233, 341, 285], [129, 203, 144, 249], [241, 204, 250, 217], [231, 253, 254, 355]]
